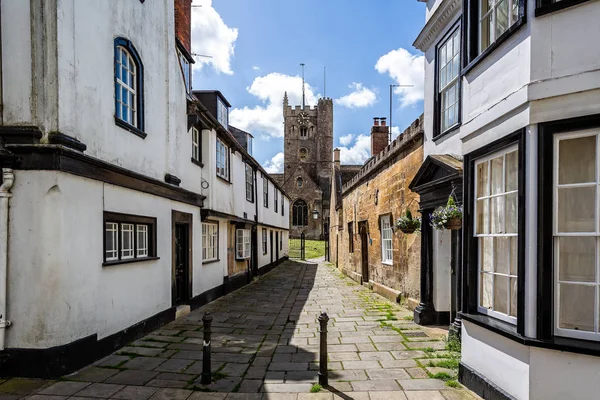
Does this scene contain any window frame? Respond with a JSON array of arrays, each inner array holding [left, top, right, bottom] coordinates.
[[216, 137, 230, 181], [281, 193, 285, 216], [274, 188, 278, 211], [236, 229, 251, 260], [380, 214, 393, 264], [191, 127, 201, 166], [348, 222, 354, 253], [262, 228, 268, 254], [245, 163, 254, 203], [538, 114, 600, 346], [462, 0, 527, 74], [462, 128, 526, 335], [114, 37, 145, 138], [434, 22, 462, 140], [293, 199, 309, 227], [263, 175, 269, 208], [217, 98, 229, 129], [103, 212, 157, 266], [202, 221, 219, 263], [536, 0, 592, 17]]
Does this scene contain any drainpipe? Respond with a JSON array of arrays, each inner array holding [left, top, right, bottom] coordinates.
[[0, 168, 14, 350]]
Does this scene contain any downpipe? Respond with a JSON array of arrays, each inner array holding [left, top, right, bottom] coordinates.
[[0, 168, 14, 350]]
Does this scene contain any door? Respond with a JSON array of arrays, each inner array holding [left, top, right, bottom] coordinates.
[[275, 231, 279, 263], [360, 224, 369, 283], [172, 211, 193, 306], [270, 230, 274, 264]]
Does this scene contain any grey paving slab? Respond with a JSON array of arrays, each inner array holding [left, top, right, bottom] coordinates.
[[74, 383, 124, 398], [105, 371, 159, 386], [368, 392, 408, 400], [187, 394, 227, 400], [350, 380, 401, 392], [144, 380, 187, 389], [405, 391, 445, 400], [111, 386, 159, 400], [118, 348, 165, 357], [261, 384, 312, 393], [340, 361, 381, 370], [122, 358, 166, 372], [95, 355, 131, 368], [26, 396, 68, 400], [67, 367, 119, 382], [39, 383, 91, 396], [147, 388, 192, 400], [366, 368, 411, 380], [398, 380, 448, 391], [153, 359, 194, 373]]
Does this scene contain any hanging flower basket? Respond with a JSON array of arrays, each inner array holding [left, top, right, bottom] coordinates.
[[396, 210, 421, 234], [431, 196, 463, 231]]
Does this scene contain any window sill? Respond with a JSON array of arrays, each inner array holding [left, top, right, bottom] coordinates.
[[191, 158, 203, 168], [462, 17, 526, 77], [203, 258, 220, 265], [246, 198, 255, 204], [103, 256, 159, 267], [382, 261, 393, 266], [433, 123, 461, 143], [216, 175, 232, 185], [460, 312, 600, 358], [115, 117, 147, 139], [535, 0, 592, 17]]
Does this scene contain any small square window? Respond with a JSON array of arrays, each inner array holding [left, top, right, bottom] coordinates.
[[104, 212, 156, 265]]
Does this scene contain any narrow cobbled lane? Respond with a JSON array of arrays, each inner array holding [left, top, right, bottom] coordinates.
[[16, 260, 481, 400]]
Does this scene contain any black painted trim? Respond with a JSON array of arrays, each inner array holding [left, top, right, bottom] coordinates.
[[537, 113, 600, 342], [114, 117, 147, 139], [114, 37, 145, 134], [191, 158, 203, 168], [103, 211, 158, 264], [0, 307, 175, 378], [47, 132, 87, 152], [165, 173, 182, 186], [0, 126, 43, 144], [462, 128, 526, 335], [536, 0, 593, 16], [459, 362, 515, 400], [190, 283, 224, 310], [8, 145, 204, 207], [103, 256, 160, 267], [434, 20, 462, 140], [462, 0, 527, 76]]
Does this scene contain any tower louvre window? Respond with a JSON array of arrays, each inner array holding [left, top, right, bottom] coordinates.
[[299, 148, 307, 161], [300, 126, 308, 138]]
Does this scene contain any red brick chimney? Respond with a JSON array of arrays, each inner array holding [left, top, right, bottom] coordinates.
[[174, 0, 193, 53], [371, 117, 389, 156]]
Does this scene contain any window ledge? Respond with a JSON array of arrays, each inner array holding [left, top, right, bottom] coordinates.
[[382, 261, 393, 266], [203, 259, 220, 265], [434, 123, 461, 143], [115, 117, 147, 139], [216, 175, 232, 185], [103, 256, 159, 267], [460, 312, 600, 357], [462, 17, 526, 77], [191, 158, 203, 168], [535, 0, 592, 17]]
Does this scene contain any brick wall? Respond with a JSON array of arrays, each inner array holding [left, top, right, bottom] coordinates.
[[174, 0, 192, 51]]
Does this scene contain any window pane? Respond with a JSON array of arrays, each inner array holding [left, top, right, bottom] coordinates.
[[505, 150, 518, 191], [557, 186, 596, 232], [491, 195, 505, 234], [510, 277, 518, 317], [510, 236, 518, 275], [476, 199, 490, 234], [481, 273, 493, 309], [494, 237, 510, 275], [496, 0, 509, 37], [480, 237, 493, 272], [480, 14, 492, 52], [505, 192, 518, 234], [558, 283, 595, 332], [477, 162, 489, 197], [559, 136, 596, 184], [494, 275, 509, 315], [558, 236, 596, 282], [121, 223, 134, 259], [490, 155, 504, 195]]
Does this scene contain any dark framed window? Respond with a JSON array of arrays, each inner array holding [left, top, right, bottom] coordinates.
[[191, 127, 201, 166], [435, 23, 461, 139], [536, 0, 592, 16], [263, 175, 269, 208], [274, 188, 278, 211], [463, 0, 526, 72], [262, 228, 268, 254], [280, 231, 283, 250], [281, 193, 285, 216], [104, 212, 157, 265], [348, 222, 354, 253], [216, 138, 230, 181], [300, 126, 308, 138], [538, 114, 600, 345], [297, 177, 303, 188], [293, 199, 309, 227], [217, 98, 229, 129], [245, 163, 254, 202], [114, 38, 145, 138], [462, 129, 526, 334]]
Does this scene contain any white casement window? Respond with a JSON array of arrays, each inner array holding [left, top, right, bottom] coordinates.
[[381, 215, 393, 263], [236, 229, 251, 259], [115, 46, 138, 127], [177, 48, 191, 93], [262, 228, 268, 254], [217, 98, 228, 129], [105, 222, 119, 261], [553, 130, 600, 341], [479, 0, 520, 53], [474, 144, 519, 324], [202, 222, 219, 262], [438, 28, 460, 134], [263, 176, 269, 208], [136, 225, 148, 257], [245, 164, 254, 202], [216, 138, 229, 180], [121, 223, 135, 259], [275, 188, 278, 211], [192, 127, 200, 162]]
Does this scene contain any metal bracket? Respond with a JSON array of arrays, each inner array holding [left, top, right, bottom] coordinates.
[[0, 319, 12, 328]]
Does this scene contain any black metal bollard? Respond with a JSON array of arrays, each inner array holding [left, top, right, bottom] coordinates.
[[318, 312, 329, 386], [201, 312, 213, 385]]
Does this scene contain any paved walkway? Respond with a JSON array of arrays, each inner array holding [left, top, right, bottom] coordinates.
[[2, 260, 481, 400]]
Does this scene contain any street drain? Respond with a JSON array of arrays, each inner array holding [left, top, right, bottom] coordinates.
[[402, 331, 428, 338]]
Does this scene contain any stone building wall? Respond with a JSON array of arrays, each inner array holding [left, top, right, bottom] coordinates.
[[329, 116, 424, 305]]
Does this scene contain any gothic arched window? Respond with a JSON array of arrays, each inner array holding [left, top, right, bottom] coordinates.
[[292, 199, 309, 226], [299, 148, 307, 161], [297, 177, 303, 188], [300, 126, 308, 138]]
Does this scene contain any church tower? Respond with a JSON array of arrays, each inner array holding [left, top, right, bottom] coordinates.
[[281, 92, 334, 239]]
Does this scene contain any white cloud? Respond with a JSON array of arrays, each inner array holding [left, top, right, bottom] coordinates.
[[230, 72, 319, 138], [391, 126, 401, 139], [338, 134, 371, 165], [252, 66, 261, 71], [191, 0, 238, 75], [339, 134, 355, 146], [335, 83, 377, 109], [375, 48, 424, 107], [264, 152, 284, 173]]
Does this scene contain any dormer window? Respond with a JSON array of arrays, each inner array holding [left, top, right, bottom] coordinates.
[[217, 98, 228, 129], [247, 134, 253, 156]]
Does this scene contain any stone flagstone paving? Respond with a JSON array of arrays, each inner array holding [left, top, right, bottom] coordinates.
[[1, 259, 481, 400]]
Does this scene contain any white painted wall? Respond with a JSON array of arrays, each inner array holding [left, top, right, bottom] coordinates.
[[432, 229, 451, 312]]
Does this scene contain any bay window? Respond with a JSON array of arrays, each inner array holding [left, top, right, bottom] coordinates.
[[202, 222, 219, 262]]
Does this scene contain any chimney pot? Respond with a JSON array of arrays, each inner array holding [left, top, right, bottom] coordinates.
[[380, 117, 387, 127], [373, 117, 380, 126]]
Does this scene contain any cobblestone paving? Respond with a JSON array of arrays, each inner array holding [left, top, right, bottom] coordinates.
[[1, 260, 481, 400]]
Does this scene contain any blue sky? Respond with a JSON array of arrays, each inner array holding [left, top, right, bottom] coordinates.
[[191, 0, 425, 172]]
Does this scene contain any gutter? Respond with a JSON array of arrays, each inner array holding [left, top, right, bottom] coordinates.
[[0, 168, 14, 350]]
